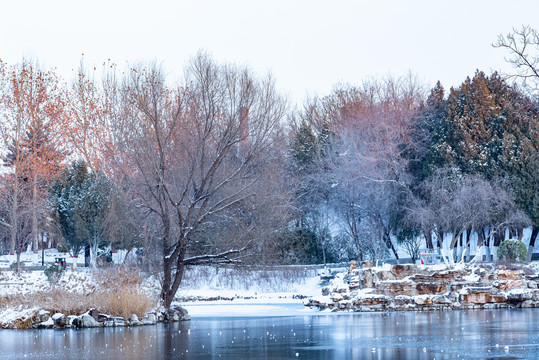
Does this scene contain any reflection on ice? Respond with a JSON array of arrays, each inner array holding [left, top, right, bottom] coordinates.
[[1, 306, 539, 359]]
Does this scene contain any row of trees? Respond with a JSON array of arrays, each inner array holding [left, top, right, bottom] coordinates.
[[0, 27, 538, 307], [287, 26, 539, 265]]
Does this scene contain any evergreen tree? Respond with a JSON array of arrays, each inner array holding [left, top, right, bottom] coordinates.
[[408, 73, 539, 252], [291, 122, 319, 173], [50, 161, 90, 261], [51, 161, 116, 267]]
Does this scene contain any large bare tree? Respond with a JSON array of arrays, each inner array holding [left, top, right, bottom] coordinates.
[[113, 53, 287, 308]]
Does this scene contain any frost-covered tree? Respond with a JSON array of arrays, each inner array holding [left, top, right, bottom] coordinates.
[[408, 169, 530, 264]]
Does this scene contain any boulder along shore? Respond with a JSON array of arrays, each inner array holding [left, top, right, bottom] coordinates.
[[305, 263, 539, 312], [1, 306, 190, 330]]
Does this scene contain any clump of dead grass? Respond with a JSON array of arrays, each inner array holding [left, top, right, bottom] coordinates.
[[0, 266, 157, 319]]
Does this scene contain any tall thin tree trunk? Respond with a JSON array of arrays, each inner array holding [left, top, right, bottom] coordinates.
[[90, 236, 98, 268], [16, 250, 22, 274], [10, 190, 18, 255], [423, 227, 434, 250], [527, 226, 539, 262], [32, 175, 38, 251]]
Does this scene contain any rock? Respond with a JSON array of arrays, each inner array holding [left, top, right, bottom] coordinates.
[[494, 280, 525, 291], [353, 295, 390, 307], [349, 275, 361, 290], [447, 291, 459, 303], [507, 291, 532, 303], [308, 264, 539, 313], [431, 295, 452, 304], [362, 270, 374, 288], [460, 291, 506, 304], [373, 270, 397, 284], [361, 260, 373, 268], [449, 282, 482, 292], [410, 270, 464, 283], [393, 295, 414, 306], [497, 270, 524, 281], [113, 317, 126, 326], [86, 309, 100, 321], [176, 307, 190, 321], [414, 296, 432, 305], [164, 306, 190, 322], [79, 314, 100, 328], [35, 317, 55, 329], [415, 282, 447, 295], [321, 287, 330, 296], [333, 286, 348, 294], [52, 313, 68, 328], [337, 301, 351, 310], [141, 312, 157, 325], [377, 281, 415, 297], [98, 313, 112, 322], [391, 265, 420, 280], [480, 271, 497, 285], [67, 315, 78, 327], [36, 310, 50, 323]]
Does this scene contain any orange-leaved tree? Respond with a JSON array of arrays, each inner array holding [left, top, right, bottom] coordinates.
[[0, 59, 67, 267]]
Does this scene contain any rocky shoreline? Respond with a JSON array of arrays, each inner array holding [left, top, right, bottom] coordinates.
[[305, 263, 539, 312], [2, 306, 190, 330]]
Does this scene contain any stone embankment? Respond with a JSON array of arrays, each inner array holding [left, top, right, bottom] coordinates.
[[305, 263, 539, 312], [2, 306, 190, 330]]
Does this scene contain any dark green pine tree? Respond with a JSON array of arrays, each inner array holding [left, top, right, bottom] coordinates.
[[50, 161, 91, 260], [415, 72, 539, 253], [51, 161, 115, 266], [408, 80, 448, 184], [291, 122, 319, 173]]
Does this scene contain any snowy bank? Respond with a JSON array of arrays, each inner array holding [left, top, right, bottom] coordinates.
[[0, 263, 323, 329]]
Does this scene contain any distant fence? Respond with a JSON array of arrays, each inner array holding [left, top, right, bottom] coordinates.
[[198, 262, 350, 272]]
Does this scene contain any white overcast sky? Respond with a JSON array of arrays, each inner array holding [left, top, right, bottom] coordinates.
[[2, 0, 539, 105]]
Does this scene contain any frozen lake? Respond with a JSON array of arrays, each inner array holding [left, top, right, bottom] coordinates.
[[1, 304, 539, 359]]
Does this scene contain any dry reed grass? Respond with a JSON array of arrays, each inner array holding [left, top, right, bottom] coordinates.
[[0, 266, 157, 319]]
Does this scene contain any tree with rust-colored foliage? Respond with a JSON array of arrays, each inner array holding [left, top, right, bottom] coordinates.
[[0, 59, 67, 270]]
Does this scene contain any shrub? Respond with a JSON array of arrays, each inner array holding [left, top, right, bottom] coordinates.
[[10, 261, 25, 272], [56, 242, 70, 253], [498, 239, 527, 263], [44, 264, 64, 282]]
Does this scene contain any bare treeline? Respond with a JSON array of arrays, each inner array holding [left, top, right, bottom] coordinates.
[[0, 26, 538, 307]]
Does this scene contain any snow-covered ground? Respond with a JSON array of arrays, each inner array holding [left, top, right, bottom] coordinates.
[[0, 249, 332, 328], [0, 248, 79, 268], [175, 265, 324, 303]]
